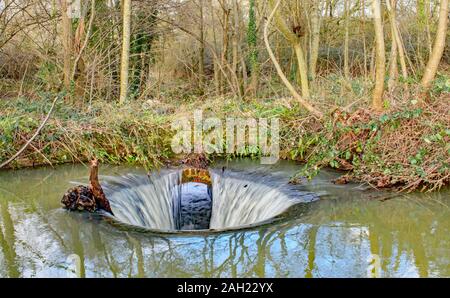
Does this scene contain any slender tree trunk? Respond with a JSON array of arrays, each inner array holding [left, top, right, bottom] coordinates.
[[372, 0, 386, 111], [425, 0, 433, 55], [198, 0, 205, 90], [387, 0, 399, 91], [388, 30, 398, 91], [61, 0, 72, 90], [420, 0, 449, 92], [231, 0, 239, 77], [361, 0, 369, 78], [119, 0, 132, 104], [265, 0, 321, 118], [294, 43, 311, 98], [268, 0, 311, 99], [370, 41, 376, 80], [417, 0, 426, 67], [247, 0, 259, 96], [72, 0, 96, 98], [232, 0, 244, 96], [344, 0, 350, 79], [220, 3, 230, 94], [309, 1, 322, 81], [388, 23, 398, 91], [387, 0, 408, 81], [210, 0, 221, 94]]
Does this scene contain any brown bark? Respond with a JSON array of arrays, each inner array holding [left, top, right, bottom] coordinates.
[[89, 159, 113, 214], [344, 0, 350, 79], [386, 0, 408, 85], [309, 1, 322, 81], [420, 0, 449, 92], [198, 0, 205, 89], [388, 15, 398, 91], [268, 0, 311, 99], [119, 0, 131, 104], [220, 3, 230, 94], [61, 159, 113, 215], [372, 0, 386, 111], [60, 0, 72, 90], [264, 0, 323, 119]]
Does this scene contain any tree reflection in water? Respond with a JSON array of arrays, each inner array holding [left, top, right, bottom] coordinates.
[[0, 163, 448, 277]]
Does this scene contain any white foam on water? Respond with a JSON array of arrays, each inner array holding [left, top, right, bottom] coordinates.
[[98, 168, 317, 231]]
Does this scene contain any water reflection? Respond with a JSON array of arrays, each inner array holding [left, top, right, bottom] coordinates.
[[0, 162, 448, 277]]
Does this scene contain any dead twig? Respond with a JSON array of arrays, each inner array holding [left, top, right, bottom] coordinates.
[[0, 96, 59, 169]]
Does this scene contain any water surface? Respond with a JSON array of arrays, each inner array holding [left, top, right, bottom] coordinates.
[[0, 160, 448, 277]]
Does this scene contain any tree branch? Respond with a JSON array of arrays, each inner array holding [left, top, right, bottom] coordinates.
[[0, 96, 60, 169]]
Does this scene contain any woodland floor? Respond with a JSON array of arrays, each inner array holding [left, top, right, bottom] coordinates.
[[0, 75, 449, 192]]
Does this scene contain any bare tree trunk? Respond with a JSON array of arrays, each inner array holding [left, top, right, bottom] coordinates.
[[425, 0, 433, 55], [264, 0, 322, 118], [60, 0, 72, 90], [361, 0, 369, 79], [231, 0, 239, 77], [387, 0, 399, 91], [268, 0, 310, 99], [294, 43, 311, 99], [119, 0, 131, 104], [372, 0, 386, 111], [309, 1, 322, 81], [417, 0, 426, 67], [220, 2, 230, 95], [420, 0, 449, 92], [232, 0, 244, 96], [210, 0, 221, 94], [72, 0, 96, 98], [247, 0, 259, 96], [198, 0, 205, 90], [344, 0, 350, 79], [370, 41, 376, 80], [387, 0, 408, 81], [387, 23, 398, 91]]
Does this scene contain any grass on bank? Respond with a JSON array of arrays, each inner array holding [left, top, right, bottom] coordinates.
[[0, 75, 449, 192]]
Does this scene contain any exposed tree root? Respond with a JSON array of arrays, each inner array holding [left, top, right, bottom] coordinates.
[[61, 159, 113, 214]]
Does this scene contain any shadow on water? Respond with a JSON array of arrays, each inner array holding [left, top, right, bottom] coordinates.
[[0, 160, 448, 277]]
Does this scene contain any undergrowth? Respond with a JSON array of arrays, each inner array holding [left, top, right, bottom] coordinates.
[[0, 75, 449, 192]]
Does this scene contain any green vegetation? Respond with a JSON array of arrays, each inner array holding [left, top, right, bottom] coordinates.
[[0, 0, 449, 192], [1, 74, 448, 191]]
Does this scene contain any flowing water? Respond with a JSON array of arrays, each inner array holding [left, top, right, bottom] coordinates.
[[100, 167, 316, 232], [0, 160, 448, 277], [103, 172, 182, 231]]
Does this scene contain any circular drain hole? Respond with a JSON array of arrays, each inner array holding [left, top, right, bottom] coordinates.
[[101, 168, 317, 232]]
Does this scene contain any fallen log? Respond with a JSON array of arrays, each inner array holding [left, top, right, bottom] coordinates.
[[61, 159, 113, 215]]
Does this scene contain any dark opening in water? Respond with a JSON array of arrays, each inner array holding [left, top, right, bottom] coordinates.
[[101, 167, 318, 232], [178, 182, 212, 230]]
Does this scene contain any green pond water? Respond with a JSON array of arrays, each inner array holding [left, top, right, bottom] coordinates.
[[0, 160, 448, 277]]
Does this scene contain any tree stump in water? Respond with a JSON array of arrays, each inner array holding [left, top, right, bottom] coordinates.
[[61, 159, 113, 215]]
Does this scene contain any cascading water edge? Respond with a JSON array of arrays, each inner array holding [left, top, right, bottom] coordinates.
[[95, 167, 319, 234], [101, 171, 182, 231], [209, 169, 317, 230]]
